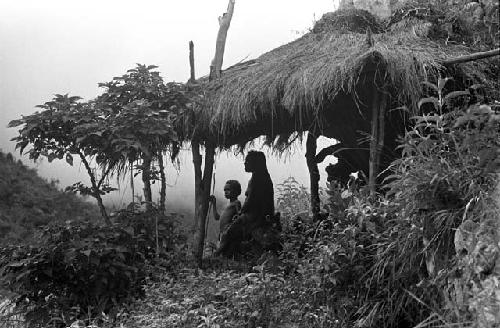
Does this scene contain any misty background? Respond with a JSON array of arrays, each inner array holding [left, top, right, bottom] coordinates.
[[0, 0, 340, 236]]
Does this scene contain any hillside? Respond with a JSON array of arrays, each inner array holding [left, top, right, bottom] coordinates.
[[0, 151, 99, 245]]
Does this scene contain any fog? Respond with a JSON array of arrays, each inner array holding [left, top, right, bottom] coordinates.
[[0, 1, 340, 230]]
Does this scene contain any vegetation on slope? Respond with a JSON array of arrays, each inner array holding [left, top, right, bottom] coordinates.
[[0, 151, 99, 246]]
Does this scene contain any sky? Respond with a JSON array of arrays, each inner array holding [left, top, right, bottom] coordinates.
[[0, 0, 340, 223]]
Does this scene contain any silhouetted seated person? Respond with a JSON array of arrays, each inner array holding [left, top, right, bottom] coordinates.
[[215, 151, 278, 257], [208, 180, 242, 240]]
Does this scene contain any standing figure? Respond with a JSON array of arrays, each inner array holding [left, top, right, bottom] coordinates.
[[215, 150, 275, 256], [209, 180, 242, 239]]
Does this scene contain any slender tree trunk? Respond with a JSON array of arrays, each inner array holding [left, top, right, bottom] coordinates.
[[158, 152, 166, 214], [130, 161, 135, 206], [306, 132, 321, 219], [78, 152, 110, 225], [142, 154, 153, 211]]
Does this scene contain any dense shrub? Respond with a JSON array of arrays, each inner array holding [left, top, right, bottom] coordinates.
[[0, 210, 186, 327], [273, 84, 500, 327]]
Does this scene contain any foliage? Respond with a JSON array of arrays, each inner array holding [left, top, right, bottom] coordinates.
[[115, 261, 338, 328], [0, 151, 99, 246], [8, 64, 196, 217], [95, 64, 189, 167], [8, 94, 117, 222], [66, 88, 498, 326], [382, 78, 500, 326], [258, 79, 499, 327], [0, 211, 186, 328], [94, 64, 192, 211], [276, 176, 310, 220]]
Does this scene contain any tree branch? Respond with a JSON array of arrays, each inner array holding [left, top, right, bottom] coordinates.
[[77, 152, 110, 225], [442, 48, 499, 65], [97, 161, 116, 189], [315, 143, 343, 164]]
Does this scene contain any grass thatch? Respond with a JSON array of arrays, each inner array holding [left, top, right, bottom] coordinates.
[[189, 9, 496, 148]]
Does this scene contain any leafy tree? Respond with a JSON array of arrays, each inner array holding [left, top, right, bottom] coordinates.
[[96, 64, 190, 212], [9, 94, 118, 224]]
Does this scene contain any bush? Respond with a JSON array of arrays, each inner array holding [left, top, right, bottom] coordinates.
[[0, 211, 186, 327], [273, 86, 499, 327]]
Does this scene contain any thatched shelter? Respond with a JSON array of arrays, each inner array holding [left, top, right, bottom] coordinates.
[[184, 7, 498, 211]]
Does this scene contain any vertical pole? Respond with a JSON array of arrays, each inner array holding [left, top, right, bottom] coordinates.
[[369, 90, 380, 197], [368, 89, 387, 197], [306, 131, 321, 219], [376, 92, 387, 184]]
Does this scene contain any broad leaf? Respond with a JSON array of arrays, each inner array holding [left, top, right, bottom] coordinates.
[[417, 97, 439, 111], [443, 90, 470, 105]]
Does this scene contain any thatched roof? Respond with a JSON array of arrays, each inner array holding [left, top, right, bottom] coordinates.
[[188, 8, 497, 148]]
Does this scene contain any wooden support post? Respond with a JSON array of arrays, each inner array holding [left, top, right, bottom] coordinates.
[[306, 132, 321, 219], [192, 142, 216, 267], [368, 89, 387, 197], [369, 91, 380, 197], [376, 92, 387, 184]]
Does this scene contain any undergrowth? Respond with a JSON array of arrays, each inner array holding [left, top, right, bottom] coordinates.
[[1, 83, 498, 328]]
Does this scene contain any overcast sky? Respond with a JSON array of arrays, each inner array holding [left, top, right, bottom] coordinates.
[[0, 0, 339, 216]]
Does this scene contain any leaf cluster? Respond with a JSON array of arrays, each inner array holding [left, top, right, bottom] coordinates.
[[95, 64, 194, 165]]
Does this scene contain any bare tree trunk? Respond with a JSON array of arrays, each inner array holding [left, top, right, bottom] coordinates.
[[142, 154, 153, 211], [210, 0, 235, 80], [306, 132, 321, 219]]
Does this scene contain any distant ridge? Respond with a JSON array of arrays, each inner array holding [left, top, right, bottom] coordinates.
[[0, 151, 99, 245]]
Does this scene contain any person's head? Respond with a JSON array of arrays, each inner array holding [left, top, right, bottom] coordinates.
[[244, 150, 267, 173], [223, 180, 241, 200]]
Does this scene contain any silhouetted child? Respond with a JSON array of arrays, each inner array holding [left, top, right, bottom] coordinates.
[[209, 180, 242, 239]]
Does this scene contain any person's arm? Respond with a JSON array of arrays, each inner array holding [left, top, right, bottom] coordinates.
[[209, 195, 220, 220]]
